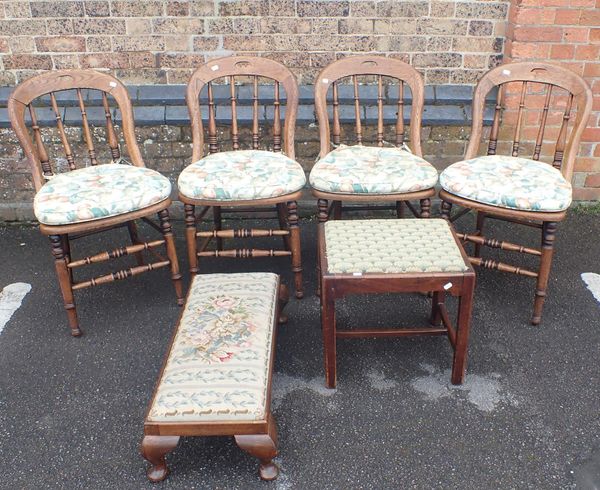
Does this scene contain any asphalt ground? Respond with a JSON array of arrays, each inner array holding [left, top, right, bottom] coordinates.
[[0, 211, 599, 489]]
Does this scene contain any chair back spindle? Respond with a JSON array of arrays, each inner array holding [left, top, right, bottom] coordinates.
[[28, 104, 52, 177], [77, 89, 98, 166], [533, 86, 553, 161], [353, 76, 363, 145], [487, 86, 504, 156], [332, 82, 341, 147], [376, 76, 384, 147], [50, 93, 76, 171], [207, 82, 219, 154], [273, 81, 282, 152], [252, 76, 260, 150], [396, 81, 405, 146], [102, 93, 121, 161], [229, 76, 240, 151], [553, 93, 573, 169], [511, 82, 527, 157]]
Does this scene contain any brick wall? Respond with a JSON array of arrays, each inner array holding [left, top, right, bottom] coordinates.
[[0, 0, 508, 86], [504, 0, 600, 201]]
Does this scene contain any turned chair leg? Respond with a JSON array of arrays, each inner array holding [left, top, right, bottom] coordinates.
[[420, 198, 431, 218], [141, 435, 180, 482], [184, 204, 199, 276], [276, 203, 291, 251], [532, 221, 557, 326], [287, 201, 303, 299], [50, 234, 81, 337], [473, 212, 486, 258], [278, 283, 290, 324], [61, 234, 74, 283], [213, 206, 223, 251], [158, 209, 184, 306], [440, 200, 453, 221], [316, 198, 329, 297], [126, 220, 145, 266], [235, 413, 279, 481]]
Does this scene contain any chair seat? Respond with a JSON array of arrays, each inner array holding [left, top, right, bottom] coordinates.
[[33, 163, 171, 226], [177, 149, 306, 201], [439, 155, 572, 212], [309, 145, 438, 195]]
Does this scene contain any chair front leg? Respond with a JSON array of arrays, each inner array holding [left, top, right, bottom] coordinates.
[[473, 212, 486, 258], [332, 200, 342, 220], [158, 209, 184, 306], [49, 234, 81, 336], [420, 198, 431, 218], [276, 203, 291, 251], [126, 220, 145, 266], [184, 204, 198, 275], [287, 201, 303, 299], [532, 221, 557, 326]]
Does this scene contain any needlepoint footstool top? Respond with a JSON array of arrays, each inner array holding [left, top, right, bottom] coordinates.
[[147, 272, 279, 424], [324, 218, 470, 274]]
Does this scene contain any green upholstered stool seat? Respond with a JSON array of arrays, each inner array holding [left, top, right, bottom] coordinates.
[[324, 218, 469, 274]]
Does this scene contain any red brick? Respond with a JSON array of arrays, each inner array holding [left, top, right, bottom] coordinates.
[[573, 187, 600, 200], [513, 7, 556, 25], [574, 44, 600, 59], [583, 62, 600, 76], [550, 44, 575, 59], [514, 26, 563, 42], [589, 28, 600, 42], [510, 41, 550, 59], [554, 8, 581, 24], [582, 127, 600, 142], [581, 9, 600, 25], [575, 157, 600, 171], [563, 27, 589, 42], [584, 173, 600, 187]]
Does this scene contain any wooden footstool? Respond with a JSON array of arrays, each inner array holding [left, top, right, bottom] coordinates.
[[141, 272, 288, 482], [319, 218, 476, 388]]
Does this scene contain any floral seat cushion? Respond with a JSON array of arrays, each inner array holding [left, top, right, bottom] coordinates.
[[309, 145, 438, 194], [34, 163, 171, 226], [439, 155, 572, 212], [325, 219, 469, 274], [178, 149, 306, 201], [147, 272, 279, 423]]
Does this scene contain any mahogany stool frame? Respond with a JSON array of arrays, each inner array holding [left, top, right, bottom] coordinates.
[[318, 223, 476, 388]]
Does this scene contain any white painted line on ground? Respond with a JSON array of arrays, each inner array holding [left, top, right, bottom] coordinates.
[[0, 282, 32, 335], [581, 273, 600, 305]]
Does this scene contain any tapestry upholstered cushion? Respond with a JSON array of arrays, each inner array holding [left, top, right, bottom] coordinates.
[[439, 155, 572, 212], [33, 163, 171, 226], [147, 272, 278, 423], [177, 149, 306, 201], [309, 144, 438, 194], [324, 219, 469, 274]]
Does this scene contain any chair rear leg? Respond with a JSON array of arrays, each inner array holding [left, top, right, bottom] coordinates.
[[141, 435, 180, 482], [158, 209, 184, 306], [440, 200, 453, 220], [278, 283, 290, 324], [126, 220, 145, 266], [420, 198, 431, 218], [235, 413, 279, 481], [184, 204, 198, 275], [50, 234, 81, 337], [473, 212, 486, 258], [276, 203, 291, 251], [213, 206, 223, 251], [532, 221, 557, 326], [396, 200, 404, 218], [287, 201, 303, 299]]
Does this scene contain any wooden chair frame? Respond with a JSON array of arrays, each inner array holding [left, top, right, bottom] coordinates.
[[182, 56, 303, 298], [439, 61, 592, 325], [313, 55, 435, 223], [8, 69, 184, 336]]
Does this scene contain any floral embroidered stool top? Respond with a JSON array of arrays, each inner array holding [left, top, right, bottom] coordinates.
[[147, 272, 279, 423]]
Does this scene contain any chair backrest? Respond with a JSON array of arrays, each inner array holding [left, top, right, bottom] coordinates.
[[8, 69, 144, 192], [314, 55, 426, 159], [186, 56, 299, 162], [466, 61, 592, 181]]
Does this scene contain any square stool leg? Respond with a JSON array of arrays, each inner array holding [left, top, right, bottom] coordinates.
[[321, 284, 337, 388], [451, 276, 475, 385]]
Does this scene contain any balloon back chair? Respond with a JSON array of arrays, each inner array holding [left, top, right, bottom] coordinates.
[[8, 70, 184, 336], [311, 55, 438, 223], [439, 62, 592, 325], [179, 56, 305, 298]]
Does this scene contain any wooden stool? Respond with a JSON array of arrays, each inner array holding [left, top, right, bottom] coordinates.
[[318, 218, 476, 388], [141, 272, 288, 482]]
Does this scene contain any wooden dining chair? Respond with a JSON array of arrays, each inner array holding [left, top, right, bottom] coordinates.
[[179, 56, 305, 298], [439, 62, 592, 325], [311, 55, 437, 223], [8, 69, 184, 337]]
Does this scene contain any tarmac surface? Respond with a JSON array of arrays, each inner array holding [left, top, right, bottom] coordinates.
[[0, 211, 599, 489]]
